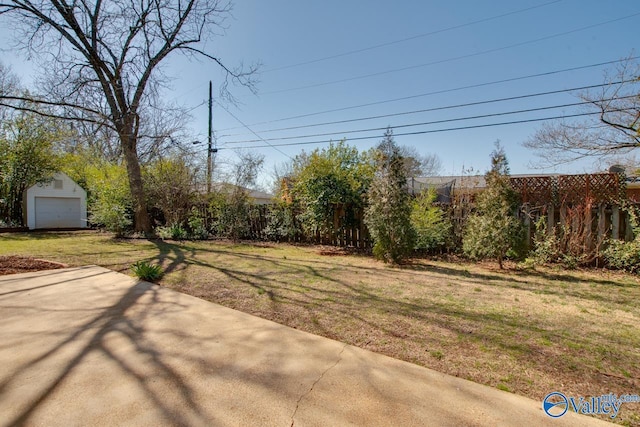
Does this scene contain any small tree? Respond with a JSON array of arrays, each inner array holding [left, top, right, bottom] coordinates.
[[411, 188, 452, 253], [85, 162, 133, 236], [144, 155, 197, 226], [365, 128, 415, 263], [0, 112, 62, 225], [210, 151, 264, 240], [290, 140, 373, 235], [463, 142, 524, 268]]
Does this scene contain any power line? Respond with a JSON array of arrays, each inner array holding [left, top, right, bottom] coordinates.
[[185, 100, 207, 113], [213, 100, 293, 159], [264, 0, 563, 72], [223, 111, 603, 150], [219, 56, 637, 132], [263, 12, 640, 95], [223, 95, 634, 144], [223, 80, 630, 138]]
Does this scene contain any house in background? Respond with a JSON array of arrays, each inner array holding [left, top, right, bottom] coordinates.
[[209, 182, 275, 205], [626, 175, 640, 202], [409, 176, 482, 203], [247, 188, 276, 205], [25, 172, 88, 229], [411, 171, 640, 204]]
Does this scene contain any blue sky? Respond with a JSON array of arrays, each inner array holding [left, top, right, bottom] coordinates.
[[2, 0, 639, 186]]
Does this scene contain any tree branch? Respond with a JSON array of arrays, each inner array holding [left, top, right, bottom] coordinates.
[[0, 101, 111, 127]]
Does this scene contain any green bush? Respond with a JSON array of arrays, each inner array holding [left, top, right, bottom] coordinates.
[[604, 239, 640, 273], [155, 225, 171, 239], [603, 204, 640, 273], [264, 203, 300, 241], [156, 223, 187, 240], [526, 217, 560, 266], [187, 207, 208, 240], [411, 189, 451, 253], [209, 190, 251, 241], [169, 223, 187, 240], [90, 200, 132, 236], [131, 260, 163, 282], [82, 162, 133, 236]]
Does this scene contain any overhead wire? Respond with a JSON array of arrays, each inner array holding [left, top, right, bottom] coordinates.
[[219, 56, 638, 132], [212, 100, 294, 159], [201, 8, 639, 155], [222, 80, 631, 138], [185, 100, 207, 113], [179, 5, 636, 159], [264, 0, 564, 72], [178, 1, 564, 105], [223, 95, 636, 145], [262, 12, 640, 95], [224, 111, 606, 150]]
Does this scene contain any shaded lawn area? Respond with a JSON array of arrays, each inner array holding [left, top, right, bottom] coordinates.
[[2, 231, 639, 425]]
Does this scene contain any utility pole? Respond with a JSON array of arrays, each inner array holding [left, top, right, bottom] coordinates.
[[207, 80, 213, 194]]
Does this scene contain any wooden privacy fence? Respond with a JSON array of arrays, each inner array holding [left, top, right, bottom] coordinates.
[[313, 203, 371, 248], [242, 173, 635, 249], [510, 173, 632, 248], [244, 203, 372, 247], [510, 173, 624, 206]]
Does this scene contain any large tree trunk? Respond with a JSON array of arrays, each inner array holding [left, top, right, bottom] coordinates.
[[121, 134, 152, 233]]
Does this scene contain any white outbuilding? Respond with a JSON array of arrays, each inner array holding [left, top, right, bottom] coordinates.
[[25, 172, 88, 229]]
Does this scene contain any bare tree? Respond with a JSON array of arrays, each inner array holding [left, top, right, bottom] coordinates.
[[525, 57, 640, 166], [0, 61, 19, 123], [269, 159, 293, 195], [399, 145, 442, 177], [0, 0, 257, 232]]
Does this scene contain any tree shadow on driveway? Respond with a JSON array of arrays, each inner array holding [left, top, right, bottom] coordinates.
[[0, 266, 306, 426]]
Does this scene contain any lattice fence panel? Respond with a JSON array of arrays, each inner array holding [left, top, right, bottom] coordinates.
[[557, 174, 588, 204], [587, 173, 622, 204], [557, 173, 622, 205], [510, 176, 553, 206]]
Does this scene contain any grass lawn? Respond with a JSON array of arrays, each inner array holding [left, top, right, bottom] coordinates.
[[2, 230, 639, 425]]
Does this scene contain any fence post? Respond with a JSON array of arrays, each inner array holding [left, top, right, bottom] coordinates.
[[625, 209, 635, 241], [523, 203, 531, 250], [597, 204, 606, 244], [584, 202, 593, 252], [612, 205, 620, 240], [358, 208, 366, 248], [546, 204, 554, 236]]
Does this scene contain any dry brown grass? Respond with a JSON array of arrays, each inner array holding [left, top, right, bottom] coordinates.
[[2, 231, 639, 424]]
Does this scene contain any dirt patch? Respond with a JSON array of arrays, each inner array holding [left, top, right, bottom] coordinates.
[[0, 256, 67, 275]]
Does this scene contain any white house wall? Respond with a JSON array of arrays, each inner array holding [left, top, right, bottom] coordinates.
[[26, 173, 88, 229]]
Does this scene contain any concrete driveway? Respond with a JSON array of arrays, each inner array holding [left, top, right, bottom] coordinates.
[[0, 266, 611, 426]]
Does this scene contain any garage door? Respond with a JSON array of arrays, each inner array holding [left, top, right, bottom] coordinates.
[[35, 197, 82, 228]]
